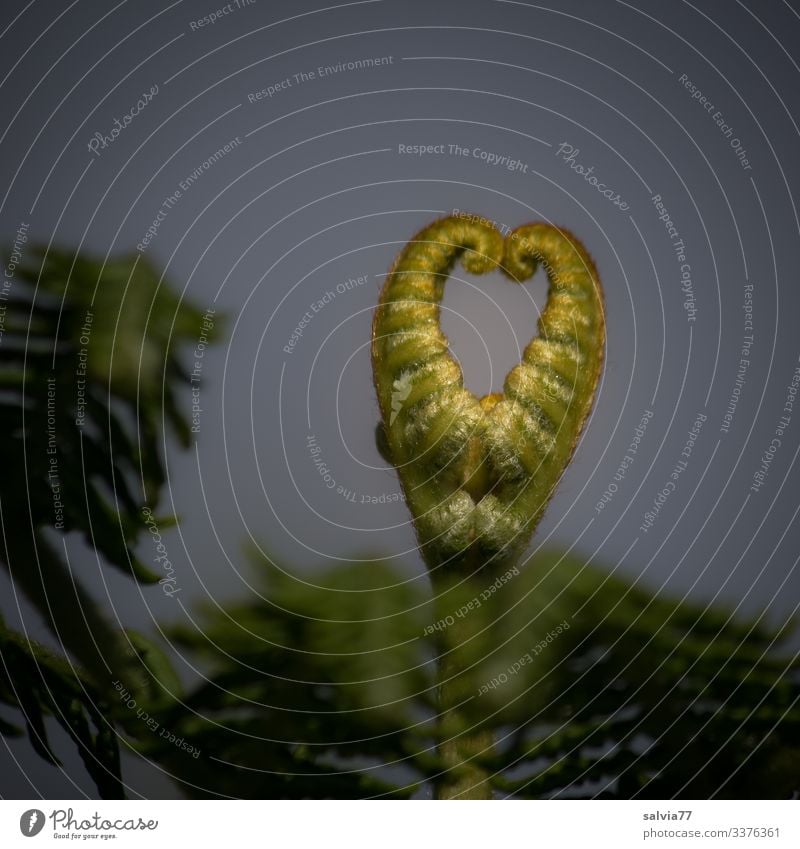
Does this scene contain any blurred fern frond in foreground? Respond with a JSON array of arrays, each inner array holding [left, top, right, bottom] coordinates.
[[1, 242, 216, 794], [144, 550, 800, 800], [0, 614, 122, 798]]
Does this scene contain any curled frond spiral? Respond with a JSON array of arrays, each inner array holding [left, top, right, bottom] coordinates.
[[372, 215, 605, 573]]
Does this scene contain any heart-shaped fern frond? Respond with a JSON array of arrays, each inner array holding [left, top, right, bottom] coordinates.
[[372, 215, 605, 573]]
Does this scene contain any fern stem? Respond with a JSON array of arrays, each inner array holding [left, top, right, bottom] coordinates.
[[431, 566, 494, 800]]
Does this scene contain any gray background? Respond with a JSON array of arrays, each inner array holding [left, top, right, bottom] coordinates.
[[1, 0, 799, 798]]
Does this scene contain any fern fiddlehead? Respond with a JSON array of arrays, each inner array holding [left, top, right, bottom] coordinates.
[[373, 215, 605, 572], [372, 216, 605, 798], [372, 213, 605, 798]]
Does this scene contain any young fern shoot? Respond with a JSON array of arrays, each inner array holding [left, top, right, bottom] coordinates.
[[373, 215, 605, 572], [371, 213, 605, 798]]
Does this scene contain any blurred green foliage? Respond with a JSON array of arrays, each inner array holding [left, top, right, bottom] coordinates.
[[142, 549, 800, 799], [0, 243, 215, 795], [0, 612, 122, 798]]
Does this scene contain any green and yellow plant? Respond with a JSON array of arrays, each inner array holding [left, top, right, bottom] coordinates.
[[372, 214, 605, 796]]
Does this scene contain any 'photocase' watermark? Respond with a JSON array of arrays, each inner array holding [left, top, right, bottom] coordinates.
[[555, 143, 630, 211], [140, 507, 180, 596], [87, 85, 159, 157]]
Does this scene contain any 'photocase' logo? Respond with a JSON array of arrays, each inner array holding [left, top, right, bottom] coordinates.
[[19, 809, 46, 837]]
